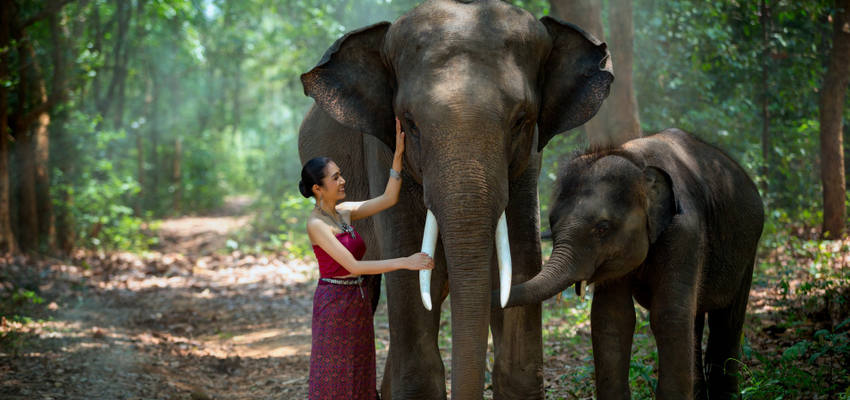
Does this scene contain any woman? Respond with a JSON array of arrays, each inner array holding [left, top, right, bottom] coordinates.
[[299, 118, 433, 399]]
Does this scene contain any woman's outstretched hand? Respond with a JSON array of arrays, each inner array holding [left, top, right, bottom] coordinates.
[[406, 252, 434, 270], [394, 117, 405, 159]]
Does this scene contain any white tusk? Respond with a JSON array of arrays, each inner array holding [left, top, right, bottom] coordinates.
[[578, 280, 587, 301], [495, 211, 512, 308], [419, 209, 439, 311]]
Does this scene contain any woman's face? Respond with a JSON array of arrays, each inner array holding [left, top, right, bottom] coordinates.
[[317, 161, 346, 202]]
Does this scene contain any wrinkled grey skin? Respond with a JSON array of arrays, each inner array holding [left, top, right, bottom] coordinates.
[[298, 0, 613, 398], [507, 129, 764, 400]]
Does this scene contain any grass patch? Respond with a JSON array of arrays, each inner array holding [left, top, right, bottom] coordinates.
[[0, 286, 46, 355]]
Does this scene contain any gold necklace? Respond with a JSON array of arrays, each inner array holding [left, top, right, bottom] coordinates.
[[318, 207, 355, 238]]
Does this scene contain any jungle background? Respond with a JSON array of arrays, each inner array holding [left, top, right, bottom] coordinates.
[[1, 0, 848, 398]]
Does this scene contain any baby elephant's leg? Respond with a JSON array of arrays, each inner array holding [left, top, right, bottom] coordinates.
[[650, 281, 698, 400], [705, 274, 753, 399], [591, 279, 636, 400]]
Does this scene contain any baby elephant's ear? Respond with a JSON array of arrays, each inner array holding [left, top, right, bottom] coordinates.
[[645, 167, 676, 243], [301, 22, 395, 149], [537, 16, 614, 152]]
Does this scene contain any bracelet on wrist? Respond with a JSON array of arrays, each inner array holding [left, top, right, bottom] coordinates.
[[389, 168, 401, 180]]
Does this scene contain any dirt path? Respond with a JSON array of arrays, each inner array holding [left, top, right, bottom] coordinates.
[[2, 199, 847, 399], [1, 199, 333, 399]]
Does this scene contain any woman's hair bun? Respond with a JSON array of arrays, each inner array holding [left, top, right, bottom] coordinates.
[[298, 180, 311, 198]]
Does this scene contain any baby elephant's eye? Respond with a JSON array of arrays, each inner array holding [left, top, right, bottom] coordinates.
[[593, 220, 611, 236]]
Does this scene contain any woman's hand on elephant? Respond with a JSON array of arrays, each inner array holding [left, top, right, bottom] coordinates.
[[406, 252, 433, 270], [394, 117, 405, 159]]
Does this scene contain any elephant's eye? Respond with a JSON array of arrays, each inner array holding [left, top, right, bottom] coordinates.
[[592, 220, 611, 236], [512, 112, 527, 136], [404, 112, 420, 138]]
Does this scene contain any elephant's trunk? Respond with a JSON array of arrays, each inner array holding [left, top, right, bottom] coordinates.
[[426, 174, 506, 398], [504, 236, 581, 307]]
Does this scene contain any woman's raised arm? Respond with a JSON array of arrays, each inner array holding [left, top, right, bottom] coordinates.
[[340, 117, 405, 221]]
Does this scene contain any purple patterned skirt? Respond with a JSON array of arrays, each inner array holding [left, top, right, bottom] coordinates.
[[308, 278, 377, 400]]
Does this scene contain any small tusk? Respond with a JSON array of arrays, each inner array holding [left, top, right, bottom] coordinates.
[[419, 209, 439, 311], [495, 212, 512, 308], [577, 280, 587, 301]]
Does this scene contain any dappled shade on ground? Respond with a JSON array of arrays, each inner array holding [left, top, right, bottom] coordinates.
[[1, 208, 849, 399]]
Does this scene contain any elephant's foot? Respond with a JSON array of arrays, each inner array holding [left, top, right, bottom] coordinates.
[[491, 366, 544, 399], [384, 349, 446, 400]]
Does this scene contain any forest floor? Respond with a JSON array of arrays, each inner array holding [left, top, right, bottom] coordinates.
[[1, 198, 848, 399]]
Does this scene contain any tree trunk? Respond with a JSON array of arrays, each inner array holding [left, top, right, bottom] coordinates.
[[136, 75, 151, 217], [549, 0, 604, 38], [604, 0, 641, 143], [132, 0, 149, 217], [760, 0, 772, 196], [51, 7, 77, 254], [150, 71, 160, 210], [21, 37, 56, 252], [33, 94, 55, 252], [14, 132, 39, 252], [13, 36, 39, 252], [91, 5, 101, 110], [172, 137, 182, 214], [820, 0, 850, 238], [0, 2, 17, 254], [54, 112, 75, 255], [0, 111, 14, 254], [96, 0, 131, 125], [232, 42, 243, 133]]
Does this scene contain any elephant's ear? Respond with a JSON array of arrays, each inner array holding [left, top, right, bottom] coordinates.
[[537, 16, 614, 152], [300, 22, 394, 149], [644, 167, 677, 244]]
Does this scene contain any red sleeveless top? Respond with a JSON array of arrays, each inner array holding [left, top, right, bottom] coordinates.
[[312, 228, 367, 278]]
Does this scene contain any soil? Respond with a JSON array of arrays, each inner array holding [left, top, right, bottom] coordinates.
[[1, 199, 323, 399], [1, 199, 847, 399]]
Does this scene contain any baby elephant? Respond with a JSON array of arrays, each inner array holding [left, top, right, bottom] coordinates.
[[506, 129, 763, 399]]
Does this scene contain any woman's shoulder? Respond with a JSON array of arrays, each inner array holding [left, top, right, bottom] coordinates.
[[306, 214, 329, 233], [334, 204, 354, 221]]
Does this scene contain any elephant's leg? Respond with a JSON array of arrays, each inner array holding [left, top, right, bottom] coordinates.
[[649, 281, 698, 400], [591, 278, 636, 400], [490, 155, 543, 399], [646, 223, 703, 400], [384, 267, 448, 400], [693, 313, 708, 400], [705, 269, 753, 400]]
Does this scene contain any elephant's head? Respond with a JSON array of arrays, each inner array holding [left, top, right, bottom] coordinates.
[[301, 0, 612, 304], [505, 151, 679, 307]]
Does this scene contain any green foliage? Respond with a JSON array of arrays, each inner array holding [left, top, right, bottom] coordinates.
[[740, 325, 850, 398], [54, 111, 155, 251], [631, 0, 835, 218], [11, 0, 843, 256], [0, 285, 46, 355], [228, 191, 315, 257], [538, 0, 841, 225], [741, 226, 850, 398]]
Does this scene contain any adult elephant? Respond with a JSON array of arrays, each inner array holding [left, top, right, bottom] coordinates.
[[298, 0, 612, 398]]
